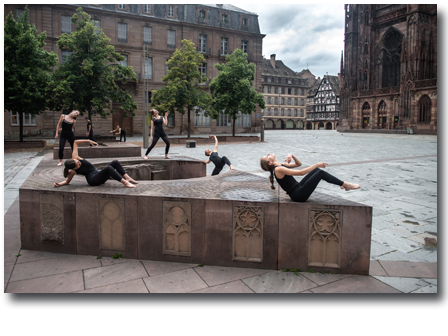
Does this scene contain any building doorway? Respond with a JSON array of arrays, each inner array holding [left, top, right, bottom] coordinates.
[[378, 100, 387, 129], [393, 116, 399, 129], [318, 122, 324, 130], [306, 122, 313, 130], [325, 122, 332, 130], [362, 102, 370, 129], [112, 107, 133, 136]]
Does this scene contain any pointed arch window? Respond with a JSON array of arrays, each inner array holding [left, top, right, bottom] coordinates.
[[418, 95, 432, 123]]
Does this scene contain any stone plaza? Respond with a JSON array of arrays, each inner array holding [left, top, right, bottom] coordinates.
[[3, 130, 437, 293]]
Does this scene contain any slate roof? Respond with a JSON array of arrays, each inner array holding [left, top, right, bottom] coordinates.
[[262, 58, 306, 82]]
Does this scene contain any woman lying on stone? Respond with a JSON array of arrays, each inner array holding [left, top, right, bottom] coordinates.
[[260, 153, 360, 202], [54, 139, 137, 188]]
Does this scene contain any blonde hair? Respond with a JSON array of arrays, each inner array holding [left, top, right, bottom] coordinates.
[[260, 157, 276, 190]]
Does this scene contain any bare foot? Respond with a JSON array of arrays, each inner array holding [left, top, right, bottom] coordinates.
[[143, 156, 148, 159], [57, 162, 63, 166], [126, 177, 138, 184], [123, 181, 136, 188], [165, 155, 171, 159], [229, 165, 235, 170], [342, 182, 361, 191]]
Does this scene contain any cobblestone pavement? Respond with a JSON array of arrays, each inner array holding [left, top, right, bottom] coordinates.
[[3, 130, 437, 293]]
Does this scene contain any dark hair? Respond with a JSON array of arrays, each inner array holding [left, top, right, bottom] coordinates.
[[63, 159, 76, 178], [205, 149, 211, 156], [150, 109, 157, 117], [260, 157, 276, 190]]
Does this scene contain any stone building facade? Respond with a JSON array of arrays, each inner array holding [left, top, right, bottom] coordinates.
[[261, 55, 313, 130], [338, 4, 437, 134], [4, 4, 265, 138], [306, 75, 340, 130]]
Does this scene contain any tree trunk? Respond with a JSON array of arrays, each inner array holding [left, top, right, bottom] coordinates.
[[187, 107, 191, 139], [19, 112, 24, 142], [232, 116, 236, 137], [180, 113, 183, 135]]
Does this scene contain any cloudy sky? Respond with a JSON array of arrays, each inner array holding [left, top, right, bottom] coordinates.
[[235, 3, 345, 78]]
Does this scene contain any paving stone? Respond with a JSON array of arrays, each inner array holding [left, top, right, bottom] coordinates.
[[378, 261, 437, 278], [100, 257, 137, 267], [6, 271, 84, 293], [4, 264, 14, 291], [410, 284, 437, 293], [75, 279, 149, 293], [407, 233, 437, 246], [422, 278, 437, 286], [141, 260, 198, 277], [371, 230, 423, 253], [370, 240, 397, 258], [190, 280, 254, 293], [373, 276, 430, 293], [193, 265, 271, 287], [369, 260, 388, 276], [242, 271, 318, 293], [143, 268, 208, 293], [10, 254, 101, 282], [83, 260, 148, 289], [299, 272, 353, 286], [310, 275, 401, 293], [375, 248, 437, 263], [15, 249, 62, 264]]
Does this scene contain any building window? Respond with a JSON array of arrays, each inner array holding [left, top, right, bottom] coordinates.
[[281, 87, 285, 94], [221, 37, 228, 55], [275, 78, 278, 83], [167, 114, 175, 127], [199, 34, 207, 53], [274, 87, 278, 94], [143, 57, 152, 79], [274, 97, 278, 105], [288, 79, 292, 84], [199, 63, 207, 78], [262, 77, 265, 83], [144, 4, 151, 14], [236, 112, 251, 127], [167, 29, 176, 48], [117, 22, 127, 43], [217, 112, 232, 127], [61, 15, 72, 33], [281, 108, 285, 116], [267, 97, 271, 104], [118, 4, 126, 10], [418, 95, 432, 123], [288, 98, 291, 105], [118, 54, 128, 67], [300, 98, 304, 105], [199, 10, 206, 23], [288, 88, 291, 94], [274, 108, 278, 116], [241, 40, 248, 53], [267, 77, 271, 83], [61, 50, 72, 64], [194, 108, 211, 127], [168, 5, 175, 17], [267, 86, 271, 93], [90, 19, 101, 34], [11, 112, 37, 126], [143, 26, 152, 45], [294, 109, 298, 117], [16, 8, 25, 19]]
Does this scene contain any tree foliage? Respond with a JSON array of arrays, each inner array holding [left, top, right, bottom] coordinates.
[[4, 6, 58, 141], [151, 39, 212, 138], [47, 7, 138, 119], [210, 49, 266, 136]]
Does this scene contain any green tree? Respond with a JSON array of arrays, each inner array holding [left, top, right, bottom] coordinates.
[[4, 6, 58, 142], [47, 7, 138, 120], [210, 48, 266, 136], [151, 39, 212, 138]]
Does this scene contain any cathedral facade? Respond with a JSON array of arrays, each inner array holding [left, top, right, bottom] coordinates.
[[338, 4, 437, 134]]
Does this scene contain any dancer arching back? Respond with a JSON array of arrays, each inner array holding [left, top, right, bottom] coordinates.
[[143, 109, 171, 159]]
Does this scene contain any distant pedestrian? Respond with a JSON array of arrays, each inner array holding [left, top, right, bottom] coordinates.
[[143, 109, 171, 159], [110, 125, 126, 143], [260, 153, 360, 202], [55, 110, 79, 166], [85, 116, 96, 146], [203, 135, 234, 176]]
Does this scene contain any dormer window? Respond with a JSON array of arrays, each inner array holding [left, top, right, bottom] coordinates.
[[168, 5, 174, 17], [118, 4, 126, 10], [144, 4, 151, 14]]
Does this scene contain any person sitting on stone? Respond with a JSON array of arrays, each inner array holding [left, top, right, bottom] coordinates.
[[54, 139, 137, 188], [260, 153, 360, 202], [203, 135, 234, 176]]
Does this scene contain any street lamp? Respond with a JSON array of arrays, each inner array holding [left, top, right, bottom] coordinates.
[[260, 109, 264, 142]]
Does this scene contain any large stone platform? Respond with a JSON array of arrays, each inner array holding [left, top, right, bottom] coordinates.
[[19, 154, 372, 275], [53, 142, 141, 159]]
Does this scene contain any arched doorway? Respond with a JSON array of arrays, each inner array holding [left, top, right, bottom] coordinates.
[[325, 122, 332, 130], [275, 119, 283, 129], [418, 95, 432, 123], [286, 120, 294, 129], [306, 122, 313, 130], [296, 120, 304, 130], [265, 119, 273, 129], [378, 100, 387, 128], [318, 122, 324, 130], [362, 102, 370, 128]]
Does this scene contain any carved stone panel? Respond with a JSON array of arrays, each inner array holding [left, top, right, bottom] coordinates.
[[40, 193, 64, 244], [163, 201, 191, 256], [232, 205, 263, 262], [99, 198, 125, 251], [308, 209, 342, 268]]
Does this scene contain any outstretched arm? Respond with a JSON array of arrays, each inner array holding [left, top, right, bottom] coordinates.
[[210, 135, 218, 152], [54, 170, 76, 188], [72, 139, 97, 159], [283, 154, 302, 168], [163, 112, 169, 126]]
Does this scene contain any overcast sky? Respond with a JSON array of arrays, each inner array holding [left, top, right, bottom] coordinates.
[[235, 3, 345, 79]]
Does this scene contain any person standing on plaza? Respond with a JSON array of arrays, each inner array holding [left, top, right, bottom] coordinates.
[[54, 139, 137, 188], [85, 116, 96, 146], [203, 135, 234, 176], [55, 110, 79, 166], [260, 153, 360, 202], [110, 125, 126, 143], [143, 109, 171, 159]]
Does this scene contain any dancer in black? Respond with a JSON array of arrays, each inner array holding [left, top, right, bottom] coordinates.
[[55, 110, 79, 166], [143, 109, 171, 159], [85, 116, 96, 146], [110, 125, 126, 143], [260, 153, 360, 202], [54, 140, 137, 188], [203, 135, 234, 176]]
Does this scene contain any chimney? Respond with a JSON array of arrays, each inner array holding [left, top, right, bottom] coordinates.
[[217, 4, 223, 8], [270, 54, 276, 68]]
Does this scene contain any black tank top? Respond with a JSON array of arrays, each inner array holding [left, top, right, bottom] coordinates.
[[274, 165, 299, 194], [61, 117, 74, 135], [75, 159, 98, 177], [152, 117, 166, 137]]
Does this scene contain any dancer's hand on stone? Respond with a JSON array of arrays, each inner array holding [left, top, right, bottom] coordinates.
[[54, 182, 61, 188], [316, 162, 328, 168], [89, 140, 98, 147]]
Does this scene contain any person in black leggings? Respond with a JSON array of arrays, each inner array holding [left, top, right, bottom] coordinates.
[[203, 135, 234, 176], [55, 110, 79, 166], [143, 109, 171, 159], [110, 125, 126, 143], [54, 140, 137, 188], [260, 153, 360, 202], [85, 117, 96, 146]]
